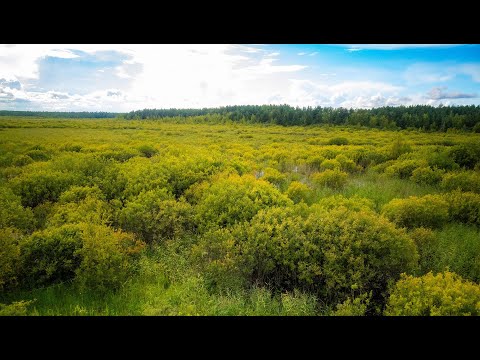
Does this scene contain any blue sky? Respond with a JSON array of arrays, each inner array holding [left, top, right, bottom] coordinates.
[[0, 44, 479, 111]]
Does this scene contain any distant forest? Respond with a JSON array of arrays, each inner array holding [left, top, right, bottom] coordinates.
[[0, 111, 118, 119], [124, 105, 480, 132], [2, 105, 480, 132]]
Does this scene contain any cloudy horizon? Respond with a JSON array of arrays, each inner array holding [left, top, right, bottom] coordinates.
[[0, 44, 479, 112]]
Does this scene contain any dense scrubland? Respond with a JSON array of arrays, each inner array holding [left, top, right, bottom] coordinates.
[[0, 115, 479, 316]]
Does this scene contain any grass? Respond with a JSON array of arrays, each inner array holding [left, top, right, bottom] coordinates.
[[420, 224, 480, 283]]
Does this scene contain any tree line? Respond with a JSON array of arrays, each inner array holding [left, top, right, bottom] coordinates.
[[123, 105, 480, 132], [0, 111, 118, 118]]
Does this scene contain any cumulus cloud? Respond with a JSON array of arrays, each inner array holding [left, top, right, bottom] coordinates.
[[427, 86, 477, 100]]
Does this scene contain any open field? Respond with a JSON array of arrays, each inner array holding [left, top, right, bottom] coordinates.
[[1, 117, 479, 316]]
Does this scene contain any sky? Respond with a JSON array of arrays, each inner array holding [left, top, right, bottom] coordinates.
[[0, 44, 479, 112]]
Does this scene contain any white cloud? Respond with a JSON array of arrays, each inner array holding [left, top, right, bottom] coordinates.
[[308, 52, 318, 56], [46, 49, 79, 59], [297, 52, 306, 56], [341, 44, 462, 51]]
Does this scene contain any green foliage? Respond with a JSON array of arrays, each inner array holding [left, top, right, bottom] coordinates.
[[332, 292, 371, 316], [390, 137, 412, 159], [11, 169, 79, 207], [384, 159, 426, 179], [385, 271, 480, 316], [310, 169, 348, 189], [190, 173, 292, 231], [285, 181, 312, 204], [20, 224, 84, 288], [12, 155, 34, 167], [327, 137, 349, 145], [320, 158, 341, 171], [1, 116, 479, 316], [427, 150, 459, 171], [195, 206, 417, 310], [25, 149, 50, 162], [0, 187, 35, 232], [410, 166, 444, 185], [441, 171, 480, 193], [74, 224, 145, 292], [137, 144, 159, 158], [0, 300, 34, 316], [382, 195, 449, 229], [118, 189, 195, 243], [0, 228, 23, 290], [445, 191, 480, 226], [449, 143, 480, 169]]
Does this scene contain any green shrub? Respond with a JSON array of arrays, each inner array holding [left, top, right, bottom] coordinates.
[[305, 155, 325, 171], [190, 173, 292, 231], [195, 206, 417, 310], [0, 300, 34, 316], [262, 167, 287, 187], [12, 155, 34, 167], [449, 143, 480, 169], [311, 169, 348, 189], [24, 150, 50, 162], [332, 293, 371, 316], [0, 187, 35, 232], [20, 224, 84, 288], [384, 159, 426, 179], [427, 150, 459, 171], [48, 196, 112, 227], [320, 159, 341, 171], [286, 181, 312, 204], [19, 223, 145, 291], [74, 223, 145, 291], [58, 185, 105, 203], [335, 154, 360, 173], [410, 166, 444, 185], [137, 144, 159, 158], [382, 195, 449, 229], [327, 137, 349, 145], [118, 189, 195, 243], [390, 137, 412, 159], [441, 171, 480, 193], [445, 191, 480, 226], [11, 170, 79, 207], [0, 228, 23, 290], [385, 271, 480, 316]]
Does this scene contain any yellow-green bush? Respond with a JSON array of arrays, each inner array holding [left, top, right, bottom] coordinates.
[[19, 223, 145, 290], [382, 195, 449, 229], [262, 167, 287, 187], [385, 271, 480, 316], [0, 186, 35, 232], [189, 173, 292, 231], [384, 159, 426, 179], [195, 206, 417, 309], [410, 166, 444, 185], [0, 228, 23, 290], [335, 154, 360, 173], [441, 171, 480, 193], [445, 190, 480, 226], [20, 224, 84, 288], [0, 300, 34, 316], [74, 223, 145, 291], [118, 189, 195, 243], [320, 158, 341, 171], [11, 169, 79, 208], [286, 181, 312, 204], [310, 169, 348, 189]]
